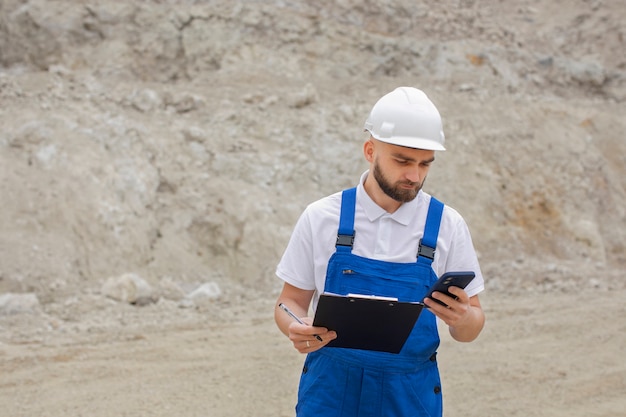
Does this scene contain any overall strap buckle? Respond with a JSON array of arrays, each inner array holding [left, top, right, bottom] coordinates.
[[417, 197, 444, 264], [336, 187, 357, 251], [417, 239, 436, 260], [336, 234, 355, 247]]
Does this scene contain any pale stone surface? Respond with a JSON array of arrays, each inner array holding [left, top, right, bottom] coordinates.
[[0, 0, 624, 415]]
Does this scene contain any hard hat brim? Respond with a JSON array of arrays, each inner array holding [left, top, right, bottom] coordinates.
[[369, 133, 446, 151]]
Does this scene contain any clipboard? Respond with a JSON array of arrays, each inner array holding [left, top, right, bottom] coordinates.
[[312, 293, 424, 354]]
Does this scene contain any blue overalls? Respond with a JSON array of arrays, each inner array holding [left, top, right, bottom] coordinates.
[[296, 187, 445, 417]]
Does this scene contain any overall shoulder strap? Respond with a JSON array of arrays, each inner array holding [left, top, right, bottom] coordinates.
[[417, 196, 444, 264], [335, 187, 357, 252]]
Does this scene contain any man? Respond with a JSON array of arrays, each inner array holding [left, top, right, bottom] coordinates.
[[274, 87, 485, 417]]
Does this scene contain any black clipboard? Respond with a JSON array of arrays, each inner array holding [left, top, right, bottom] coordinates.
[[312, 293, 424, 354]]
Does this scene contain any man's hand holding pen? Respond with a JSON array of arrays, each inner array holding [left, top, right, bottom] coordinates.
[[287, 318, 337, 353], [278, 303, 337, 353]]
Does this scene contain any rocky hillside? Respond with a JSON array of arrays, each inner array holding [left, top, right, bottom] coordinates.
[[1, 0, 624, 310]]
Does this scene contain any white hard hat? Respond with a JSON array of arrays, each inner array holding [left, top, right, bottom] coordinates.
[[364, 87, 446, 151]]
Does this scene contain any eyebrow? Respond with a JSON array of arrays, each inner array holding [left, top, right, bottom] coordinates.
[[391, 153, 436, 164]]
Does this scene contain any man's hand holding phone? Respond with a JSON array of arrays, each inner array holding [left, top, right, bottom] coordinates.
[[423, 271, 475, 326], [422, 271, 485, 342]]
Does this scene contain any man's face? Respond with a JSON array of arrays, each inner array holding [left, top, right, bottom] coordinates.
[[372, 158, 423, 202], [369, 140, 435, 203]]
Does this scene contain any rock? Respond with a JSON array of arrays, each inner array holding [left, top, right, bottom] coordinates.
[[187, 282, 221, 307], [0, 0, 625, 319], [0, 293, 40, 315], [101, 273, 154, 306], [563, 58, 607, 88], [290, 84, 318, 109], [129, 88, 161, 113]]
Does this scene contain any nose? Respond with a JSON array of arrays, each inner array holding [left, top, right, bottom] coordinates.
[[404, 166, 422, 184]]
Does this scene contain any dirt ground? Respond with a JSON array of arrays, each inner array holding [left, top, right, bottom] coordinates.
[[2, 288, 625, 416], [1, 0, 625, 416]]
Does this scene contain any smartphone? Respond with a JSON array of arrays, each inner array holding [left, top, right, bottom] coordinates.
[[422, 271, 475, 307]]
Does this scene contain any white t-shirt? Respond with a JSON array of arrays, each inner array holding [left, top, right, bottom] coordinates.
[[276, 171, 485, 310]]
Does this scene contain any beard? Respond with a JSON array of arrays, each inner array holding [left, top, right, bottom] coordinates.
[[372, 160, 424, 203]]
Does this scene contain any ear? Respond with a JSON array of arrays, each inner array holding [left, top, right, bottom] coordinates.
[[363, 138, 375, 163]]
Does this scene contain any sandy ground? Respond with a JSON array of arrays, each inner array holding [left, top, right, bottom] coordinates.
[[2, 287, 625, 417], [1, 1, 625, 416]]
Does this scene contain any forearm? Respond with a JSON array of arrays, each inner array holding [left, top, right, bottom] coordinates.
[[274, 282, 315, 337], [274, 283, 337, 353], [449, 304, 485, 342], [274, 300, 308, 337]]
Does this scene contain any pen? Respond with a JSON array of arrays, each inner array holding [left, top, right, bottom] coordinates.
[[278, 303, 323, 342]]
